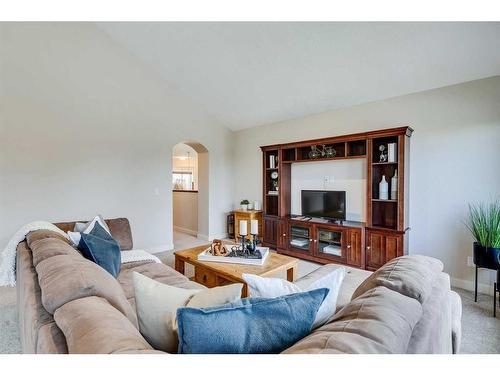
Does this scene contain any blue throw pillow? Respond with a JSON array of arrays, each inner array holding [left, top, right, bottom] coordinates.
[[176, 288, 329, 354], [78, 222, 121, 278]]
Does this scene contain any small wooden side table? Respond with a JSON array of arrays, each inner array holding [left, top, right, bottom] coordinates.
[[233, 209, 263, 240], [174, 245, 298, 297]]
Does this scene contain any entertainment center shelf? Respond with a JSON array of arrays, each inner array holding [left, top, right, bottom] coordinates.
[[260, 126, 412, 271]]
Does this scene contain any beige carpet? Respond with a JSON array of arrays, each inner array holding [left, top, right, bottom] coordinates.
[[1, 234, 499, 354]]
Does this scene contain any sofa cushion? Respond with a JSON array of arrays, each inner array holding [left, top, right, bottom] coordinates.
[[283, 286, 423, 354], [35, 253, 137, 327], [133, 272, 243, 353], [177, 289, 329, 354], [54, 296, 152, 354], [351, 255, 444, 304], [26, 229, 71, 248], [27, 233, 82, 267], [36, 322, 68, 354]]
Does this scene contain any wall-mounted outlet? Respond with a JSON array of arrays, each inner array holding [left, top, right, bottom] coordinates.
[[323, 175, 334, 187], [467, 256, 474, 267]]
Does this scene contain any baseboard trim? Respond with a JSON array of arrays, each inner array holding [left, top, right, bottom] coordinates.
[[451, 277, 495, 296], [173, 226, 198, 236], [196, 233, 208, 241]]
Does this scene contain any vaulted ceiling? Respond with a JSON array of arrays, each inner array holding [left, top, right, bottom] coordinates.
[[98, 22, 500, 130]]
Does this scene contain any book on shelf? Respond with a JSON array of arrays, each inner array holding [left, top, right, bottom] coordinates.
[[267, 191, 278, 195], [321, 245, 342, 256], [290, 238, 309, 247]]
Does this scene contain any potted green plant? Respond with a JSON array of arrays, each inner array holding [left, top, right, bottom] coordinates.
[[466, 201, 500, 270], [240, 199, 250, 211]]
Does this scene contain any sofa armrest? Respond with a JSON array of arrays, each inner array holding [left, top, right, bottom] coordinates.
[[449, 290, 462, 354]]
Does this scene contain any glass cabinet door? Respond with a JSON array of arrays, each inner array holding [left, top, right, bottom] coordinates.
[[316, 228, 345, 260], [289, 225, 311, 251]]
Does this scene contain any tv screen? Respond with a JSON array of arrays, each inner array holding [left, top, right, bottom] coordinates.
[[301, 190, 346, 221]]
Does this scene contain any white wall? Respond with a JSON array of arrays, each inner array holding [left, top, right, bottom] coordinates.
[[0, 23, 233, 252], [172, 191, 198, 235], [232, 76, 500, 292], [290, 159, 366, 222]]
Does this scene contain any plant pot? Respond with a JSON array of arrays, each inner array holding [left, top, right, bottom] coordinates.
[[240, 204, 248, 211], [473, 242, 500, 270]]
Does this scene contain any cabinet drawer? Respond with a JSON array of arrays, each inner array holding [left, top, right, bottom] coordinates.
[[194, 266, 218, 288]]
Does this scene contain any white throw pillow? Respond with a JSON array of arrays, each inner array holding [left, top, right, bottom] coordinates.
[[67, 231, 82, 247], [67, 215, 111, 246], [76, 215, 110, 234], [242, 267, 346, 329], [133, 271, 243, 353]]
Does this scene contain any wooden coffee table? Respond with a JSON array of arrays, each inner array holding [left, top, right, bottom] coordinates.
[[174, 245, 299, 297]]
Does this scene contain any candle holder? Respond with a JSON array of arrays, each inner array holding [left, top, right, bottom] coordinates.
[[251, 233, 259, 254], [240, 234, 248, 255]]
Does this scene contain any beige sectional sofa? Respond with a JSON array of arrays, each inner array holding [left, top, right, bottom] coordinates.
[[16, 218, 462, 354]]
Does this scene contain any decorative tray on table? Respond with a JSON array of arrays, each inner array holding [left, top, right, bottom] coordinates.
[[197, 240, 270, 266]]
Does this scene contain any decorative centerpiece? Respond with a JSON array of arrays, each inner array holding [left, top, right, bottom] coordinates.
[[198, 220, 269, 265], [309, 145, 336, 159], [208, 239, 229, 256]]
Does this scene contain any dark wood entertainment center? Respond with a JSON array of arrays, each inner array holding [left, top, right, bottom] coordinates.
[[261, 126, 412, 271]]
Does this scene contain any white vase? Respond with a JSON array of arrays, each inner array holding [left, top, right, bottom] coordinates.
[[240, 204, 248, 211], [379, 175, 388, 200], [391, 170, 398, 200], [253, 200, 261, 211]]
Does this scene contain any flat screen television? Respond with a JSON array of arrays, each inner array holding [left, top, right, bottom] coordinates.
[[301, 190, 346, 221]]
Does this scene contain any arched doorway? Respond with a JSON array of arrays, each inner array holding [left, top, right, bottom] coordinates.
[[172, 141, 209, 249]]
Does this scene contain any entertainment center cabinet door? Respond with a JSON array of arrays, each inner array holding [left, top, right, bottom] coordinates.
[[277, 219, 288, 249], [263, 216, 278, 248], [313, 225, 348, 263], [365, 229, 403, 270], [346, 228, 363, 268]]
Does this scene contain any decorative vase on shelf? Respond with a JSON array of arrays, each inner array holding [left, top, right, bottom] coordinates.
[[379, 175, 388, 200], [391, 170, 398, 200], [378, 145, 388, 162], [253, 200, 261, 211]]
